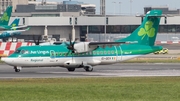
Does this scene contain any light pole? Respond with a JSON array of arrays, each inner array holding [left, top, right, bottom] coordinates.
[[112, 1, 116, 15], [119, 2, 121, 15]]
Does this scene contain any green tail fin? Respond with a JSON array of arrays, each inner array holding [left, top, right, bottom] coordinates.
[[0, 6, 12, 25], [116, 10, 162, 46]]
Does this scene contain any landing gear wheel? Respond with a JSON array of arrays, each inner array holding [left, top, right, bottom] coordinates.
[[15, 69, 20, 72], [14, 66, 21, 72], [67, 68, 75, 72], [84, 65, 93, 72]]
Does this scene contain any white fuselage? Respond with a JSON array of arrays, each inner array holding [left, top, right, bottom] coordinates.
[[2, 55, 141, 68]]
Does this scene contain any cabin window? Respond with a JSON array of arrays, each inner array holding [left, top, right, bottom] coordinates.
[[86, 52, 88, 55], [104, 51, 107, 54], [21, 50, 25, 54], [97, 51, 99, 55], [56, 52, 58, 56], [93, 51, 96, 55], [89, 52, 92, 55], [66, 53, 68, 56], [108, 51, 110, 54], [100, 51, 103, 54], [111, 50, 114, 54], [59, 52, 62, 56]]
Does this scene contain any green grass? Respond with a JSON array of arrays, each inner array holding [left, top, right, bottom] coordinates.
[[123, 58, 180, 63], [0, 77, 180, 101]]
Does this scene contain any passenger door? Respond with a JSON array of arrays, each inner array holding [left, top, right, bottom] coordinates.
[[115, 46, 122, 62]]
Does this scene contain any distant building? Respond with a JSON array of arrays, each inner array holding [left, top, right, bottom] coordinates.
[[13, 1, 96, 17], [0, 0, 33, 14], [144, 6, 180, 15]]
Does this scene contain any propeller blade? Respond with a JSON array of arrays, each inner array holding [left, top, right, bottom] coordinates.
[[32, 35, 41, 45], [33, 35, 38, 45], [69, 33, 72, 46], [65, 33, 76, 54], [37, 35, 41, 45]]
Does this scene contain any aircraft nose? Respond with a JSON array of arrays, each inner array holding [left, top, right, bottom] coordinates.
[[1, 57, 12, 64], [1, 57, 7, 62]]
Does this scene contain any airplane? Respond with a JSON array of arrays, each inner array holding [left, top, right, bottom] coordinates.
[[0, 6, 29, 30], [1, 10, 163, 72], [0, 6, 30, 38], [0, 17, 30, 38]]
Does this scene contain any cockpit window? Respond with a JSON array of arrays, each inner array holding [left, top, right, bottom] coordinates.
[[21, 50, 25, 54], [14, 50, 29, 54], [15, 50, 21, 53], [20, 50, 29, 54]]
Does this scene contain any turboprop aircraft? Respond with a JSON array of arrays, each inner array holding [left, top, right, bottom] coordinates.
[[1, 10, 163, 72]]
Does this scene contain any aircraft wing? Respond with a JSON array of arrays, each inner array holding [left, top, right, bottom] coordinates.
[[10, 25, 29, 30], [0, 25, 11, 30], [4, 27, 30, 33], [73, 41, 127, 53], [88, 42, 126, 48]]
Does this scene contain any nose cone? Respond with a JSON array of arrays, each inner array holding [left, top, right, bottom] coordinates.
[[1, 57, 13, 65], [1, 57, 7, 62]]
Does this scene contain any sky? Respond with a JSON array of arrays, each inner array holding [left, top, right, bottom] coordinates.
[[37, 0, 180, 15]]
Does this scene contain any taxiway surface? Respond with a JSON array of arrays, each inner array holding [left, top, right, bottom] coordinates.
[[0, 63, 180, 78]]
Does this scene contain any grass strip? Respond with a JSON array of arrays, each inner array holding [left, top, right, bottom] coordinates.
[[123, 58, 180, 63], [0, 77, 180, 101]]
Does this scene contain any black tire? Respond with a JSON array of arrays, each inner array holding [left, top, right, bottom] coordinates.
[[67, 68, 75, 72], [15, 69, 20, 72], [85, 66, 93, 72]]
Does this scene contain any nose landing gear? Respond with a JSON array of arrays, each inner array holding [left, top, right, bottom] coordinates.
[[14, 66, 22, 72]]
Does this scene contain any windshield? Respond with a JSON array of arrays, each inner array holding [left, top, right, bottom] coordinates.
[[14, 50, 29, 54], [14, 50, 21, 53], [21, 50, 29, 54]]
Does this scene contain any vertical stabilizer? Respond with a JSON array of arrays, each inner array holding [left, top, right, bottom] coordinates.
[[0, 6, 12, 25], [10, 18, 20, 27], [116, 10, 162, 46]]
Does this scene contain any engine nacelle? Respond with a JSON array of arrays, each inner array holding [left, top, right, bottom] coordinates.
[[74, 42, 97, 53]]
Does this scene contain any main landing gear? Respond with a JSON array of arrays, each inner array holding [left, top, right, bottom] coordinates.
[[67, 65, 93, 72], [84, 65, 93, 72], [14, 66, 21, 72], [67, 68, 75, 72]]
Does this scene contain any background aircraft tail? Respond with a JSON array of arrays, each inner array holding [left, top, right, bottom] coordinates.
[[116, 10, 162, 46], [10, 18, 20, 27], [0, 6, 12, 25]]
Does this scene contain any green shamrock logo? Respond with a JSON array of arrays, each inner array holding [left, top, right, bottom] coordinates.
[[11, 24, 17, 30], [12, 24, 16, 27], [138, 21, 155, 40], [1, 13, 9, 21]]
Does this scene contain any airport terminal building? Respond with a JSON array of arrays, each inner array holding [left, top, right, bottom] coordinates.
[[4, 1, 180, 43]]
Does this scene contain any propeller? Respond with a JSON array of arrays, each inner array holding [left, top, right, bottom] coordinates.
[[65, 34, 76, 53], [33, 35, 41, 45]]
